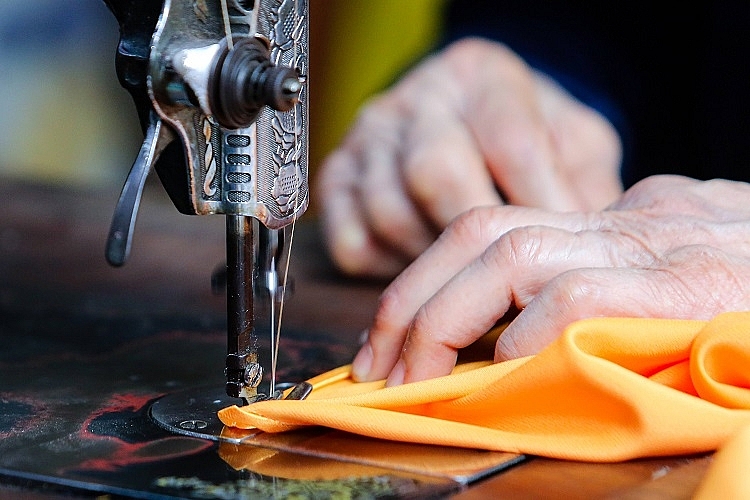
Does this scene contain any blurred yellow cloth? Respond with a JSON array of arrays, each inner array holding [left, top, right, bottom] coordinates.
[[219, 312, 750, 469]]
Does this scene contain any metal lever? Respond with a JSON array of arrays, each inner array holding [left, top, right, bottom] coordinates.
[[105, 112, 171, 266]]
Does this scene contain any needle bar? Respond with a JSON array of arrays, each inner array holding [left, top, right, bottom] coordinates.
[[225, 215, 257, 399]]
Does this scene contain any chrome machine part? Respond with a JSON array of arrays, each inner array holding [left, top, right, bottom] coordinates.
[[103, 0, 309, 411], [105, 110, 174, 267], [149, 381, 313, 442]]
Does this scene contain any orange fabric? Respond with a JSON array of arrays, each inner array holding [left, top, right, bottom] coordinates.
[[694, 423, 750, 499], [219, 312, 750, 464]]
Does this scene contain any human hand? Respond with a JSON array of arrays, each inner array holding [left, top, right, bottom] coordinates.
[[317, 37, 623, 278], [351, 175, 750, 385]]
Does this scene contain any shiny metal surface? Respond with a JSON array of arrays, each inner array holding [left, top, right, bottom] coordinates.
[[104, 0, 309, 403]]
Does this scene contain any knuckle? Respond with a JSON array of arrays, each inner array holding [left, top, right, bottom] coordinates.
[[443, 206, 506, 245], [442, 37, 493, 62], [376, 284, 400, 316], [659, 245, 750, 314], [372, 286, 407, 334], [547, 270, 605, 314], [316, 151, 351, 192], [480, 226, 558, 280], [495, 226, 545, 268], [409, 302, 464, 351], [492, 127, 549, 175], [403, 145, 463, 206], [352, 95, 403, 137], [408, 306, 434, 344], [442, 37, 517, 70], [362, 192, 416, 246], [614, 175, 699, 211], [495, 330, 525, 360], [561, 109, 623, 176]]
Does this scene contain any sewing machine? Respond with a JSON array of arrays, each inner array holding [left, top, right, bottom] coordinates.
[[102, 0, 310, 436]]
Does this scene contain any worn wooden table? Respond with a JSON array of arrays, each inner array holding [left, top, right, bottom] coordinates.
[[0, 180, 709, 498]]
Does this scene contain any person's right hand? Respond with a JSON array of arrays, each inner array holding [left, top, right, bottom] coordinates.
[[350, 175, 750, 386], [317, 37, 623, 278]]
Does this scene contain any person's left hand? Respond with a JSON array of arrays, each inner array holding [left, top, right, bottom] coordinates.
[[350, 175, 750, 386], [316, 38, 622, 279]]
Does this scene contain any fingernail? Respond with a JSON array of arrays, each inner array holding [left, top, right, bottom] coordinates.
[[358, 329, 369, 346], [385, 359, 405, 387], [340, 221, 366, 253], [336, 223, 369, 274], [351, 342, 373, 382]]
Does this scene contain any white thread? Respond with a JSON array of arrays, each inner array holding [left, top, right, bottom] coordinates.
[[219, 0, 234, 50]]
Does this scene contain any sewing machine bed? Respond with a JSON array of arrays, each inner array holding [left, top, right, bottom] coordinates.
[[0, 181, 524, 499], [0, 321, 521, 498]]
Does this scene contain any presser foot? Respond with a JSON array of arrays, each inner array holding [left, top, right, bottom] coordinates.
[[149, 382, 312, 442]]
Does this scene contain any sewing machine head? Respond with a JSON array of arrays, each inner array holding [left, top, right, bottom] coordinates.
[[102, 0, 308, 406]]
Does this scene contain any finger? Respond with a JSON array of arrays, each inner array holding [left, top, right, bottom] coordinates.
[[497, 245, 750, 360], [352, 213, 497, 381], [317, 148, 409, 278], [402, 107, 504, 227], [444, 39, 582, 210], [350, 98, 439, 260], [396, 62, 504, 227], [393, 225, 635, 385], [532, 72, 623, 210], [354, 206, 594, 382]]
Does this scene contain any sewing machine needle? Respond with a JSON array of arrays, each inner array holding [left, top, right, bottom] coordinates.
[[268, 254, 278, 396]]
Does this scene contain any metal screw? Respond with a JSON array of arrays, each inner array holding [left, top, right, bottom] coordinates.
[[281, 77, 302, 98], [179, 419, 208, 430], [244, 362, 263, 388]]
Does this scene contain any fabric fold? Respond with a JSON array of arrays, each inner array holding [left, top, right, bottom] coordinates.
[[219, 312, 750, 463]]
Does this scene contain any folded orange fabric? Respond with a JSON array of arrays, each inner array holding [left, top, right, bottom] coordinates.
[[693, 423, 750, 499], [219, 312, 750, 462]]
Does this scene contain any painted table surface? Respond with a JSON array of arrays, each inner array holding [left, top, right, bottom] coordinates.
[[0, 180, 708, 499]]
